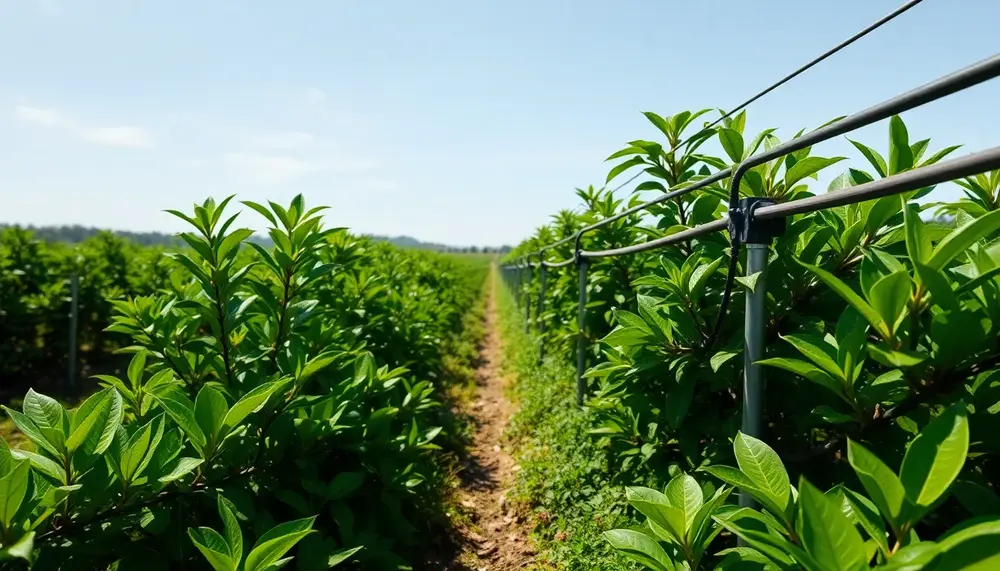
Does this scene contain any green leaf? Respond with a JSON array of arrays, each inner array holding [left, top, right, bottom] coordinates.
[[121, 414, 165, 482], [719, 128, 744, 163], [701, 466, 788, 522], [244, 516, 316, 571], [218, 496, 243, 563], [2, 531, 35, 563], [903, 202, 931, 265], [625, 487, 685, 542], [10, 450, 66, 485], [606, 157, 646, 184], [221, 380, 287, 436], [734, 433, 791, 517], [159, 457, 204, 483], [756, 358, 846, 399], [664, 377, 694, 431], [785, 156, 846, 189], [781, 334, 844, 380], [899, 403, 969, 517], [195, 386, 229, 447], [298, 352, 340, 383], [912, 261, 959, 311], [848, 138, 887, 178], [713, 509, 799, 567], [798, 259, 887, 339], [127, 352, 147, 389], [327, 546, 363, 567], [240, 201, 278, 227], [797, 477, 867, 570], [151, 393, 206, 454], [22, 389, 68, 444], [188, 527, 235, 571], [0, 460, 31, 529], [867, 344, 927, 369], [927, 209, 1000, 271], [328, 472, 365, 500], [603, 529, 675, 571], [934, 517, 1000, 569], [735, 272, 761, 293], [2, 408, 62, 457], [952, 480, 1000, 517], [665, 473, 703, 535], [867, 270, 911, 336], [847, 438, 908, 534], [67, 387, 123, 455], [888, 115, 913, 174], [643, 111, 673, 140], [841, 486, 890, 558]]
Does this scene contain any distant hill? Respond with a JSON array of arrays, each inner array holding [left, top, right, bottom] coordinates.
[[0, 224, 511, 254]]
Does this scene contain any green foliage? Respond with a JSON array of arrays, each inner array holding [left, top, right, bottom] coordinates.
[[0, 228, 171, 382], [507, 109, 1000, 569], [0, 195, 488, 569]]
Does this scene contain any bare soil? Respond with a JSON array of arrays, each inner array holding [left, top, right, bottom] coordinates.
[[439, 275, 536, 570]]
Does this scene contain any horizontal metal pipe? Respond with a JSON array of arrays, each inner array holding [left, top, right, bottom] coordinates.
[[755, 146, 1000, 220], [581, 218, 729, 259], [542, 258, 575, 269], [524, 53, 1000, 262], [730, 53, 1000, 205]]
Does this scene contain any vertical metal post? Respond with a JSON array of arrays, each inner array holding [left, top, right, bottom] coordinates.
[[515, 264, 522, 305], [537, 263, 547, 363], [68, 272, 79, 388], [576, 260, 589, 406], [524, 261, 532, 332], [739, 243, 769, 509]]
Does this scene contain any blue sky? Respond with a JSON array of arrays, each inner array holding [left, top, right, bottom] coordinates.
[[1, 0, 998, 247]]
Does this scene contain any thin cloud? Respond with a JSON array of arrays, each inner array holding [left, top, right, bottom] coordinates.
[[222, 151, 378, 185], [245, 130, 315, 150], [14, 105, 154, 149], [223, 153, 328, 185]]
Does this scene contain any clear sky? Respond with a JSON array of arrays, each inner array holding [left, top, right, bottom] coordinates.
[[1, 0, 998, 247]]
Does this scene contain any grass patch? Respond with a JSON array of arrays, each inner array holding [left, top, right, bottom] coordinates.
[[497, 278, 646, 570]]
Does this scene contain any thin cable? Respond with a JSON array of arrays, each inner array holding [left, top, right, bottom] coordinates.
[[680, 0, 926, 149], [595, 0, 926, 232]]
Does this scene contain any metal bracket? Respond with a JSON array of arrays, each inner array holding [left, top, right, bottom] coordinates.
[[728, 197, 786, 245]]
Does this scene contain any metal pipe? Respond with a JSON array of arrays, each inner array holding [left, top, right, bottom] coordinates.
[[576, 260, 589, 406], [740, 243, 770, 509], [755, 146, 1000, 220], [525, 259, 533, 333], [728, 53, 1000, 207], [538, 263, 548, 363], [572, 146, 1000, 262], [521, 52, 1000, 262], [543, 258, 576, 269], [582, 218, 729, 259]]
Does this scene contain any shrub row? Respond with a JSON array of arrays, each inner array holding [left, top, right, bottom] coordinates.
[[0, 229, 171, 385], [506, 110, 1000, 569], [0, 195, 488, 570]]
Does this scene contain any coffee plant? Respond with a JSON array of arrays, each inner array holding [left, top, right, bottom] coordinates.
[[507, 109, 1000, 568], [0, 195, 487, 569], [0, 228, 170, 384]]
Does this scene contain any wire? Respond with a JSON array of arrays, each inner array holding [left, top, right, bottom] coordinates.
[[584, 0, 928, 244], [680, 0, 926, 149]]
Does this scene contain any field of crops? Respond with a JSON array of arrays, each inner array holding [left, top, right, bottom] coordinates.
[[0, 195, 490, 569], [501, 110, 1000, 570]]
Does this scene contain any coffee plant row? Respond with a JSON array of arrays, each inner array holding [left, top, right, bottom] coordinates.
[[0, 228, 171, 383], [0, 195, 488, 569], [507, 109, 1000, 569]]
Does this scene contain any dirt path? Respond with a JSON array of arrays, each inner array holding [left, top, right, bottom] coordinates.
[[444, 273, 535, 570]]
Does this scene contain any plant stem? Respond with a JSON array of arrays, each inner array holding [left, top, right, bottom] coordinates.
[[211, 281, 234, 386]]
